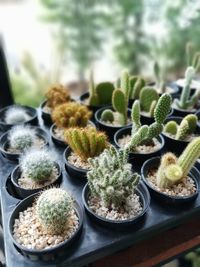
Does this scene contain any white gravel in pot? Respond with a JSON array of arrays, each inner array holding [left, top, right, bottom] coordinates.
[[68, 152, 90, 170]]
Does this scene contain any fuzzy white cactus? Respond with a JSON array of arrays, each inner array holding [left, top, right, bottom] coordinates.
[[5, 106, 30, 125]]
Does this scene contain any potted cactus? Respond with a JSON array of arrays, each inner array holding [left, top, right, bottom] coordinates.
[[141, 137, 200, 204], [128, 75, 146, 107], [41, 84, 71, 125], [63, 127, 109, 179], [82, 146, 150, 227], [9, 188, 83, 259], [11, 149, 62, 198], [162, 114, 200, 154], [0, 125, 48, 161], [114, 94, 171, 165], [95, 70, 132, 140], [0, 105, 37, 131], [50, 102, 93, 146]]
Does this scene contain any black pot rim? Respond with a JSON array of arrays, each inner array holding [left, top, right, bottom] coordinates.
[[40, 100, 51, 115], [82, 183, 150, 225], [11, 161, 62, 192], [141, 156, 199, 200], [114, 126, 165, 155], [172, 102, 197, 114], [9, 192, 83, 255], [95, 105, 132, 129]]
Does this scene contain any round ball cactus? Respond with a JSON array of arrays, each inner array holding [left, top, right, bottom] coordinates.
[[9, 126, 36, 150], [5, 107, 30, 125], [20, 150, 54, 182], [36, 188, 72, 234]]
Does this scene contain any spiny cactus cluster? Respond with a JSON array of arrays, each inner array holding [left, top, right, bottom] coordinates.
[[154, 61, 166, 94], [36, 188, 72, 234], [9, 125, 36, 151], [139, 87, 159, 117], [164, 114, 197, 140], [157, 137, 200, 188], [52, 102, 92, 129], [129, 76, 146, 100], [127, 93, 172, 150], [174, 66, 200, 110], [87, 146, 140, 208], [45, 84, 71, 109], [64, 127, 108, 161], [21, 149, 54, 182], [88, 71, 114, 106], [5, 106, 30, 125]]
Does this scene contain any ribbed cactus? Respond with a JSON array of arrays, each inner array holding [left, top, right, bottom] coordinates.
[[36, 188, 72, 234], [9, 126, 36, 151], [52, 102, 92, 129], [139, 87, 159, 116], [20, 149, 54, 182], [129, 76, 146, 100], [87, 146, 140, 208], [45, 84, 71, 109], [5, 107, 30, 125], [64, 127, 108, 161], [156, 137, 200, 188], [164, 121, 178, 135]]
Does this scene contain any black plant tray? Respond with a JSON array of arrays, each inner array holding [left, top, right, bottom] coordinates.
[[1, 111, 200, 267]]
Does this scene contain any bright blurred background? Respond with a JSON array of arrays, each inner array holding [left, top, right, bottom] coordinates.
[[1, 0, 200, 107]]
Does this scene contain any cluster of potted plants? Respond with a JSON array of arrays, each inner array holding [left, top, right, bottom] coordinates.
[[1, 55, 200, 260]]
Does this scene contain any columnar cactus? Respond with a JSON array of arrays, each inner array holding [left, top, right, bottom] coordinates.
[[9, 126, 36, 150], [5, 107, 30, 125], [154, 61, 166, 94], [45, 84, 71, 109], [186, 42, 200, 71], [36, 188, 72, 234], [139, 87, 159, 116], [156, 137, 200, 188], [129, 76, 146, 100], [52, 102, 92, 129], [64, 127, 108, 161], [87, 146, 140, 208], [20, 150, 54, 182]]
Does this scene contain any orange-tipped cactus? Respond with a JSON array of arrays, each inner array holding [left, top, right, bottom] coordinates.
[[52, 102, 92, 129], [45, 84, 71, 109]]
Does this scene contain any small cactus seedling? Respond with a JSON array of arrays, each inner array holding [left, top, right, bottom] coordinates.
[[64, 127, 108, 161], [45, 84, 71, 109], [9, 125, 36, 151], [52, 102, 92, 129], [186, 42, 200, 71], [4, 106, 30, 125], [87, 146, 140, 208], [36, 188, 72, 234], [139, 86, 159, 116], [20, 149, 54, 182], [129, 76, 146, 100], [156, 137, 200, 188], [164, 114, 197, 141], [154, 61, 166, 94]]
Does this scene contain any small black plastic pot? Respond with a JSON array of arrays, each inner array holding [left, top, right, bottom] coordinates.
[[172, 104, 197, 117], [82, 182, 150, 229], [175, 78, 198, 95], [9, 192, 83, 260], [162, 116, 200, 155], [114, 126, 165, 165], [0, 105, 38, 131], [64, 146, 88, 180], [140, 108, 173, 126], [40, 100, 53, 125], [141, 157, 199, 205], [0, 127, 49, 162], [11, 162, 62, 199], [95, 106, 132, 141]]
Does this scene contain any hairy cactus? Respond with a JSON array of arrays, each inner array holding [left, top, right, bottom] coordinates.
[[100, 109, 114, 123], [9, 125, 36, 150], [88, 71, 114, 106], [36, 188, 72, 234], [129, 76, 146, 100], [5, 106, 30, 125], [45, 84, 71, 109], [164, 121, 178, 135], [157, 137, 200, 188], [64, 127, 108, 161], [20, 149, 54, 182], [87, 146, 140, 208], [139, 87, 159, 115], [52, 102, 92, 129]]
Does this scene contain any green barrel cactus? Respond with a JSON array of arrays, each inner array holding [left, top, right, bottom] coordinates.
[[164, 121, 178, 135]]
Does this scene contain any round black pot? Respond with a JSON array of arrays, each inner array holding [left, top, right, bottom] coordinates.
[[0, 105, 38, 131], [162, 116, 200, 155], [11, 162, 62, 199], [175, 78, 198, 95], [172, 104, 197, 117], [64, 146, 88, 180], [114, 126, 165, 165], [40, 100, 53, 125], [82, 182, 150, 228], [141, 157, 199, 205], [140, 108, 173, 125], [0, 127, 49, 162], [9, 192, 83, 260], [95, 106, 132, 141]]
